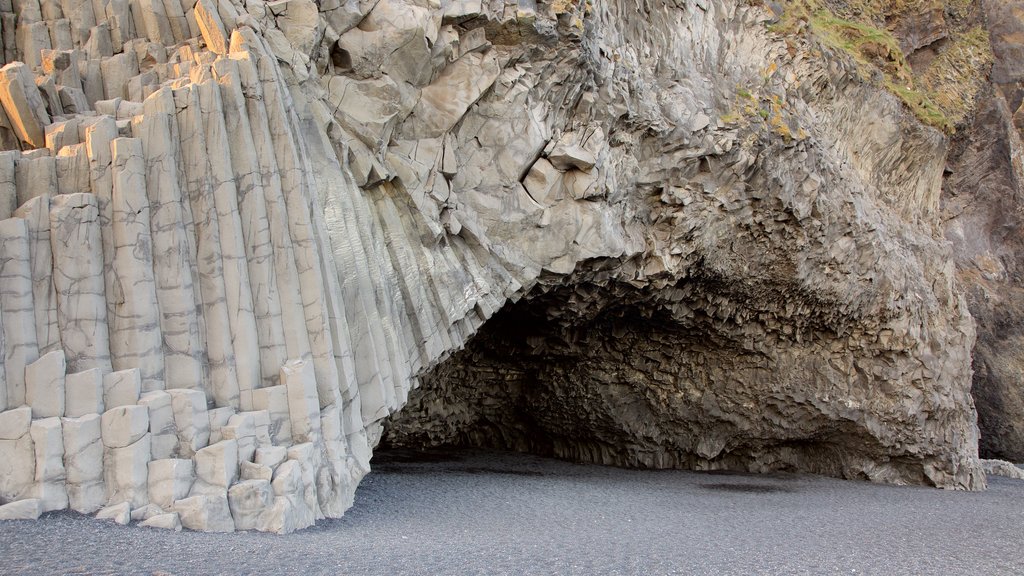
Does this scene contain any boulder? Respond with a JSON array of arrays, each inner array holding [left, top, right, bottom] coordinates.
[[139, 512, 181, 531], [147, 459, 194, 509], [95, 501, 130, 525], [0, 498, 42, 520]]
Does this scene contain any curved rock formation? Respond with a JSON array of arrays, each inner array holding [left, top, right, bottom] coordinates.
[[0, 0, 1006, 531]]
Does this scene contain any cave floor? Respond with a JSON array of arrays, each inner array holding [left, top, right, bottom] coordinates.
[[1, 449, 1022, 575]]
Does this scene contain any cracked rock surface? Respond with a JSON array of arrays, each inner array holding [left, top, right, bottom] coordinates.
[[0, 0, 1016, 532]]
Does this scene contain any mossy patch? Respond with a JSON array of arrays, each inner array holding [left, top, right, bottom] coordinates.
[[767, 0, 991, 133]]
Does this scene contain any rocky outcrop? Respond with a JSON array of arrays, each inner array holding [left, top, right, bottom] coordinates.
[[0, 0, 1005, 532], [943, 0, 1024, 462]]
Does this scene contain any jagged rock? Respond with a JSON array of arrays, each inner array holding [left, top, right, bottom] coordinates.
[[222, 413, 257, 465], [261, 460, 314, 533], [398, 50, 500, 139], [207, 406, 235, 444], [0, 62, 50, 148], [523, 158, 564, 207], [195, 0, 228, 55]]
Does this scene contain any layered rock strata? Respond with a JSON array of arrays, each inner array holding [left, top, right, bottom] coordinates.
[[0, 0, 997, 532]]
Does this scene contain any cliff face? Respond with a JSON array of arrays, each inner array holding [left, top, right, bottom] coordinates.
[[944, 0, 1024, 462], [381, 0, 983, 489], [0, 0, 1008, 531]]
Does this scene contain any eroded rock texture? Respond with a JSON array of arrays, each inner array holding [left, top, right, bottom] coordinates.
[[0, 0, 1007, 532], [944, 0, 1024, 462], [384, 0, 985, 489]]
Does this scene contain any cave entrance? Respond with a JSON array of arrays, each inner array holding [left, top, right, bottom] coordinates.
[[379, 280, 767, 470], [379, 278, 910, 480], [381, 283, 680, 466]]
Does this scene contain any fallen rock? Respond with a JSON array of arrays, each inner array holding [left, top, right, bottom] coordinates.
[[0, 498, 42, 520], [95, 501, 130, 525], [139, 512, 181, 531]]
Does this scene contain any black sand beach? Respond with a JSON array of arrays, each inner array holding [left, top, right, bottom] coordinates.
[[1, 449, 1021, 575]]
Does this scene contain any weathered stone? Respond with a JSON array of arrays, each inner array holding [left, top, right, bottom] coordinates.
[[62, 413, 104, 513], [100, 405, 149, 449], [281, 359, 320, 443], [193, 439, 238, 489], [0, 426, 34, 502], [147, 458, 194, 509], [50, 193, 111, 374], [194, 0, 228, 55], [0, 406, 31, 439], [30, 417, 66, 511], [398, 50, 500, 139], [14, 196, 58, 356], [109, 137, 164, 390], [139, 511, 181, 530], [25, 350, 65, 418], [173, 493, 234, 532], [227, 478, 271, 530], [222, 412, 256, 465], [261, 459, 314, 533], [166, 388, 209, 458], [130, 502, 164, 521], [240, 460, 272, 481], [0, 217, 38, 409], [252, 385, 291, 446], [254, 445, 287, 470], [0, 498, 42, 520], [139, 391, 176, 459], [103, 433, 149, 508], [0, 0, 1011, 535], [102, 368, 141, 409], [65, 369, 104, 418], [207, 406, 234, 444], [0, 63, 50, 148], [95, 501, 130, 525]]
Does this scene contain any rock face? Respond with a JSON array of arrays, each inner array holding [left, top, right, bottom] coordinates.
[[0, 0, 1013, 531], [943, 0, 1024, 462]]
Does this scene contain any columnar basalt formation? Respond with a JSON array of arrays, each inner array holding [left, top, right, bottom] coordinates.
[[0, 0, 1007, 531]]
